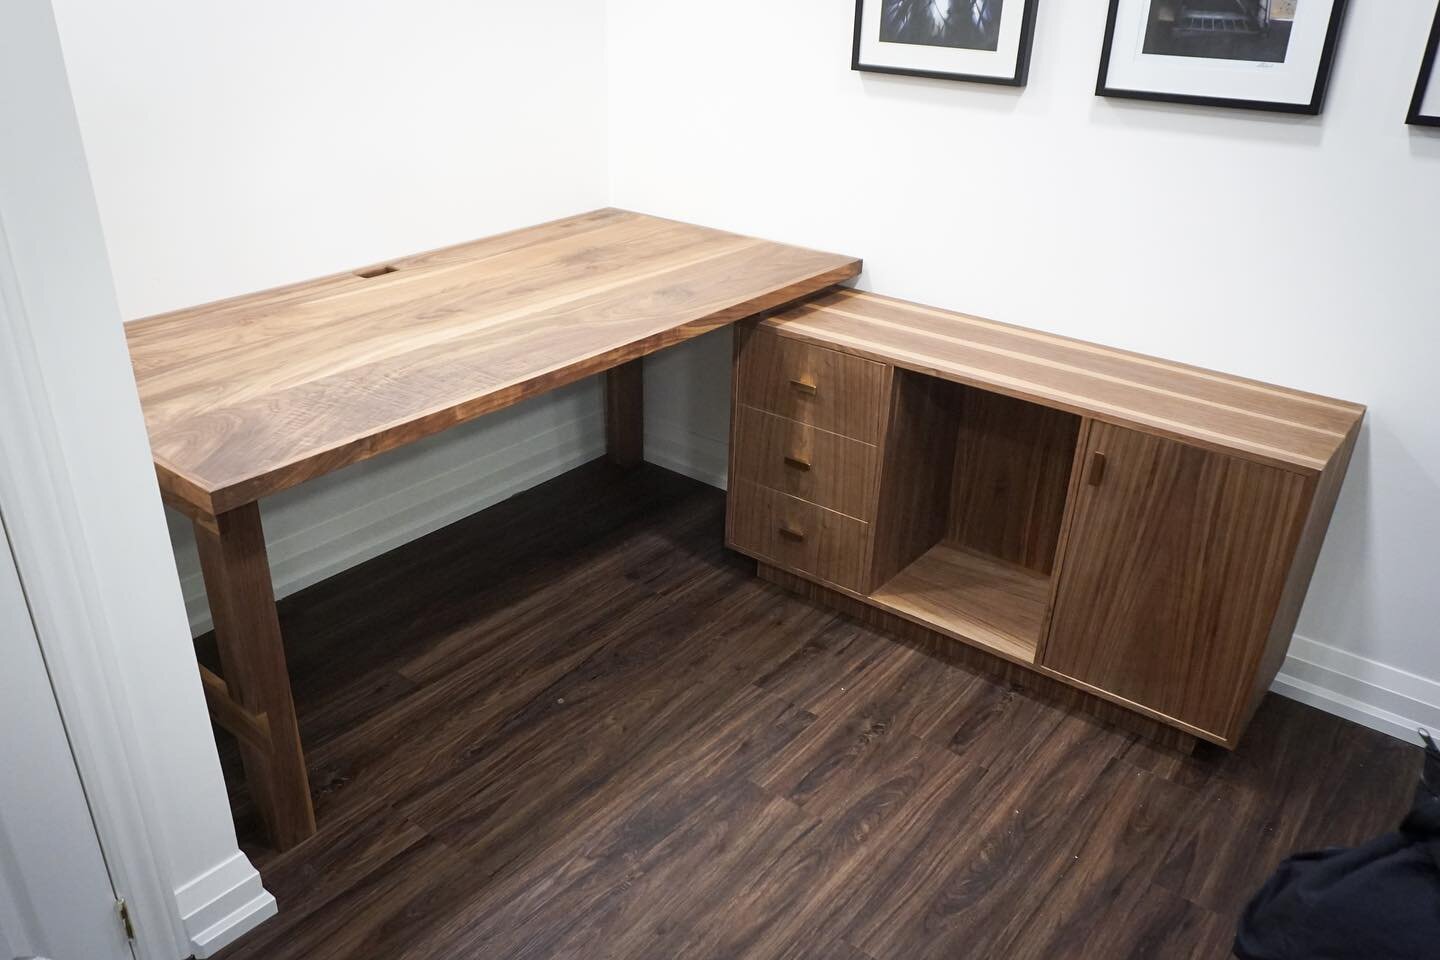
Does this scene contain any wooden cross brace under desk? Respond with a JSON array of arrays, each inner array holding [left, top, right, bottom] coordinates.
[[125, 209, 860, 850]]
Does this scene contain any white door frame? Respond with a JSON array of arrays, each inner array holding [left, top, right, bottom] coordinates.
[[1, 3, 274, 956], [0, 223, 182, 960]]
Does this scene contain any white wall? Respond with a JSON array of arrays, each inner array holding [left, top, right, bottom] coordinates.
[[50, 0, 612, 627], [608, 0, 1440, 741]]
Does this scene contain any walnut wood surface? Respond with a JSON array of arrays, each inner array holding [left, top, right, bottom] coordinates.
[[868, 544, 1048, 664], [948, 389, 1079, 575], [195, 502, 316, 848], [126, 209, 860, 515], [727, 481, 870, 593], [1040, 424, 1313, 742], [1037, 418, 1098, 658], [198, 664, 272, 757], [867, 371, 956, 591], [1240, 417, 1363, 733], [735, 325, 887, 443], [731, 406, 878, 519], [209, 464, 1420, 960], [766, 289, 1364, 475], [604, 359, 644, 468]]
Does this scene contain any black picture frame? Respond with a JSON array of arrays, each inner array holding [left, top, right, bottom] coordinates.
[[852, 0, 1041, 87], [1096, 0, 1350, 116], [1408, 4, 1440, 127]]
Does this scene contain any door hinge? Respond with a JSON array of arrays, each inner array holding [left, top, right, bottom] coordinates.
[[117, 898, 136, 941]]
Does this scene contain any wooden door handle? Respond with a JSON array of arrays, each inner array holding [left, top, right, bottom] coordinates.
[[778, 523, 806, 542], [1087, 451, 1107, 487], [783, 455, 812, 472], [788, 378, 818, 397]]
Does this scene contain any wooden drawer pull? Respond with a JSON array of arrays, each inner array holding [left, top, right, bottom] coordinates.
[[1088, 451, 1107, 487], [778, 523, 806, 542], [783, 455, 812, 472], [788, 378, 818, 397]]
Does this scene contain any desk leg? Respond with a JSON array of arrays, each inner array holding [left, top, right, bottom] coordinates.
[[605, 359, 644, 468], [194, 502, 316, 851]]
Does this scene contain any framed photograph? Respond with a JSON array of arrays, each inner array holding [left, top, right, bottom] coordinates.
[[1097, 1, 1350, 115], [1408, 4, 1440, 127], [852, 0, 1041, 87]]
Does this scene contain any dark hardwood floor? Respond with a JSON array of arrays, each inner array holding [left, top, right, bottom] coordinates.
[[210, 461, 1421, 960]]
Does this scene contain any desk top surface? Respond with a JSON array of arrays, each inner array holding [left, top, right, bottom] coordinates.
[[765, 288, 1363, 475], [126, 209, 860, 516]]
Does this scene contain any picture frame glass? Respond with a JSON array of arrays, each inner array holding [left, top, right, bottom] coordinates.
[[1103, 0, 1340, 109], [855, 0, 1033, 82]]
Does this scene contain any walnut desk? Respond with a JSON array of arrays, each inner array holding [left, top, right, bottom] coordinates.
[[125, 209, 860, 850]]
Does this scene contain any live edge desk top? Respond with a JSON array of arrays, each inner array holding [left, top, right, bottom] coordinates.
[[126, 208, 861, 520], [124, 208, 860, 850]]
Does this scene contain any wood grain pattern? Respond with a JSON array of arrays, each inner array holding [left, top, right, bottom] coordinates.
[[1239, 416, 1363, 733], [126, 209, 860, 515], [737, 297, 1362, 748], [735, 324, 888, 443], [1036, 418, 1097, 659], [198, 664, 272, 756], [866, 370, 957, 591], [765, 289, 1364, 475], [1040, 424, 1313, 742], [869, 544, 1047, 663], [209, 463, 1419, 960], [731, 405, 878, 519], [727, 481, 871, 593], [604, 358, 644, 467], [993, 759, 1231, 960], [948, 388, 1079, 575], [195, 502, 316, 849]]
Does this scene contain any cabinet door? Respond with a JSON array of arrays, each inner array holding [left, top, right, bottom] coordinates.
[[1041, 423, 1311, 740]]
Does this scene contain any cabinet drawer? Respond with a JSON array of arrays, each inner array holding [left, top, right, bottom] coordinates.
[[736, 327, 886, 442], [728, 482, 869, 593], [732, 406, 877, 519]]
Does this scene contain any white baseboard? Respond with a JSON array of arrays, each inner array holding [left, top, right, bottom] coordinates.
[[645, 418, 728, 489], [1274, 635, 1439, 746], [174, 852, 277, 958]]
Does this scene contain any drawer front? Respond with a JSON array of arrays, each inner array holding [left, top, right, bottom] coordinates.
[[728, 481, 869, 593], [732, 406, 877, 520], [736, 327, 887, 442]]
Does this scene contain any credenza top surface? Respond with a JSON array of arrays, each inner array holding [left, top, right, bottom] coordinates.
[[125, 208, 860, 515], [761, 289, 1363, 475]]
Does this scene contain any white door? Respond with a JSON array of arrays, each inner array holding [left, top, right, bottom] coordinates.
[[0, 518, 133, 960]]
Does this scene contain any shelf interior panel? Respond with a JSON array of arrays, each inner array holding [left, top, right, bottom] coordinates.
[[869, 542, 1049, 664]]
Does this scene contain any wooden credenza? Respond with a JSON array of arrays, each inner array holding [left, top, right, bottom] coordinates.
[[726, 288, 1363, 749]]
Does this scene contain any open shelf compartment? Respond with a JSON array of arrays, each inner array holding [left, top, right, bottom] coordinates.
[[870, 543, 1051, 663], [865, 371, 1082, 664]]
